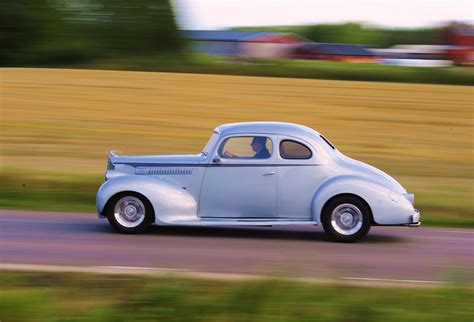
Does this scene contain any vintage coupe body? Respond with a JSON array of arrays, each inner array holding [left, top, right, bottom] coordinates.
[[96, 122, 420, 242]]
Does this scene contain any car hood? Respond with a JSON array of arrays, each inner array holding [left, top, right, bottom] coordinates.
[[335, 151, 406, 193], [110, 154, 206, 166]]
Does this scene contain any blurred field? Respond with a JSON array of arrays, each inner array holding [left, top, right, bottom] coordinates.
[[1, 68, 473, 226], [1, 271, 473, 321]]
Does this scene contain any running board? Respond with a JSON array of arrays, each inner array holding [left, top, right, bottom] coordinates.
[[158, 220, 317, 226]]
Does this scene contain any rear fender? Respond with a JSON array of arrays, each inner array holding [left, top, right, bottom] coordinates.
[[311, 175, 414, 225]]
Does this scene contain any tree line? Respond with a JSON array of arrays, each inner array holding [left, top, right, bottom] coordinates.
[[0, 0, 182, 66], [235, 23, 447, 48]]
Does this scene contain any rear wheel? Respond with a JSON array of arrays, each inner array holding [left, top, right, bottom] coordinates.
[[321, 195, 371, 242], [106, 192, 154, 234]]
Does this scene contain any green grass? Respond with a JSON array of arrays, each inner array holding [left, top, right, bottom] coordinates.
[[0, 271, 473, 322], [81, 54, 474, 86], [0, 169, 101, 213]]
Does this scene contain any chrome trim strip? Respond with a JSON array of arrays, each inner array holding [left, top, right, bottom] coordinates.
[[116, 163, 321, 167], [135, 167, 194, 175]]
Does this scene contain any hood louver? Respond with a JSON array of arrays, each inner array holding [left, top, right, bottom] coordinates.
[[135, 167, 193, 175]]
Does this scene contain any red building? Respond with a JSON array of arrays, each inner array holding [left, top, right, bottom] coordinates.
[[445, 23, 474, 64], [291, 43, 376, 63], [240, 33, 307, 59]]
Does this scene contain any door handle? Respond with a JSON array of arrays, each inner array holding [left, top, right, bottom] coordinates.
[[262, 171, 275, 176]]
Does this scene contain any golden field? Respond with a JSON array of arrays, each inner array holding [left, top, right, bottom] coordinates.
[[1, 68, 473, 225]]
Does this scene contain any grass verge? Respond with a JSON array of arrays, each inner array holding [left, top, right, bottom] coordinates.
[[0, 270, 473, 322], [0, 170, 101, 213]]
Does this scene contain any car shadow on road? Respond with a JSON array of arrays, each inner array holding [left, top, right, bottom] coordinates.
[[145, 225, 406, 244], [51, 222, 406, 244]]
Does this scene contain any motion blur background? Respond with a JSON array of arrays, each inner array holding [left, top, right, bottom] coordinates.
[[1, 0, 473, 226], [0, 0, 473, 321]]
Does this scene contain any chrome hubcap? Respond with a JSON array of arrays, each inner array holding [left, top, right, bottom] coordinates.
[[114, 196, 146, 228], [331, 203, 363, 235]]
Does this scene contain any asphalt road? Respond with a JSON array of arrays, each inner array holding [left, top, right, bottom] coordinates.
[[1, 210, 472, 284]]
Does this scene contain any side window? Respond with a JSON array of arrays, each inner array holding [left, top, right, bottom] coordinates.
[[219, 136, 273, 159], [280, 140, 312, 159]]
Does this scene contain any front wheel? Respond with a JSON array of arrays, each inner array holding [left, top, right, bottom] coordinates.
[[321, 195, 371, 242], [106, 192, 154, 234]]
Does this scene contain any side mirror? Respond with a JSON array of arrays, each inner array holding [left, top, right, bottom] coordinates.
[[212, 156, 221, 164]]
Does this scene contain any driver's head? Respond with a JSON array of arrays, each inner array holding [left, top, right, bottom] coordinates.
[[251, 136, 267, 152]]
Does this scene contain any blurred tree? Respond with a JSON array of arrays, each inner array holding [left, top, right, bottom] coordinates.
[[59, 0, 183, 54], [0, 0, 59, 65], [0, 0, 183, 66]]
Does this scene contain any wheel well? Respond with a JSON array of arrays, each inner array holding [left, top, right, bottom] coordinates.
[[103, 191, 155, 222], [320, 193, 374, 224]]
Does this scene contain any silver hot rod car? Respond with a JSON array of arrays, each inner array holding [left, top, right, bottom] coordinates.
[[96, 122, 420, 242]]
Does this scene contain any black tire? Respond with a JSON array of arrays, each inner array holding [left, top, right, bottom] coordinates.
[[321, 195, 371, 243], [106, 192, 154, 234]]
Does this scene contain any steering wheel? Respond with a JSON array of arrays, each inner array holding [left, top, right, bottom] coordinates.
[[223, 150, 237, 158]]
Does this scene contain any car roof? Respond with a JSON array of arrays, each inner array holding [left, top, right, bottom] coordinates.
[[216, 122, 321, 141]]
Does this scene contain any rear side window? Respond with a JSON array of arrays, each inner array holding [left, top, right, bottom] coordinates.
[[280, 140, 312, 159]]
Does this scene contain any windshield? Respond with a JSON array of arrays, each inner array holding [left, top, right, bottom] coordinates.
[[201, 131, 219, 156]]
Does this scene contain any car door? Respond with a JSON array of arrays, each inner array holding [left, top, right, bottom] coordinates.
[[199, 135, 277, 219], [276, 136, 328, 220]]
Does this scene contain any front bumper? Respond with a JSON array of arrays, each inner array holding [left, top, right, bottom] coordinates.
[[405, 209, 421, 227]]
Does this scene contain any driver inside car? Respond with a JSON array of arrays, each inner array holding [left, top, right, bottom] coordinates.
[[250, 136, 270, 159], [223, 136, 270, 159]]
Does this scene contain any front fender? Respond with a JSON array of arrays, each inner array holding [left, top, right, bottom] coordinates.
[[96, 175, 198, 224], [311, 175, 415, 225]]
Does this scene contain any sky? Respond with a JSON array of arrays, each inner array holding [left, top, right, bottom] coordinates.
[[174, 0, 473, 30]]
